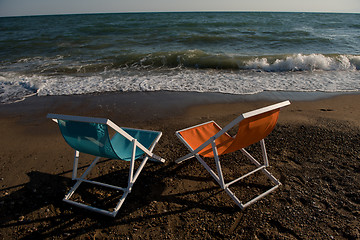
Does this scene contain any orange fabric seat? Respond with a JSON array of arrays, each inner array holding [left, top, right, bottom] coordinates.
[[178, 109, 279, 158], [178, 121, 233, 158], [223, 109, 279, 154]]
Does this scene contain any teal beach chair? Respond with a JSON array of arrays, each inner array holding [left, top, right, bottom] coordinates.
[[47, 114, 165, 217]]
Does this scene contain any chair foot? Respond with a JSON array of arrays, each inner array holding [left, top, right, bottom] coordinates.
[[224, 180, 281, 209]]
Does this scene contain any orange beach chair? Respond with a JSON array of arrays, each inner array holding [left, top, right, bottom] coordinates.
[[175, 101, 290, 209]]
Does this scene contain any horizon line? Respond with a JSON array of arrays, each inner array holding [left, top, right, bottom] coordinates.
[[1, 10, 359, 18]]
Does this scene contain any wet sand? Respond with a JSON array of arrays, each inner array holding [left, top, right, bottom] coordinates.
[[0, 92, 359, 239]]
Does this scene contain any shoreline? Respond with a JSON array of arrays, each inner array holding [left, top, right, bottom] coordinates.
[[1, 90, 358, 120], [1, 91, 360, 239]]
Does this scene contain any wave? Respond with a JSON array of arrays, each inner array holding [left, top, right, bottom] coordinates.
[[245, 54, 360, 71], [132, 52, 360, 71], [4, 52, 360, 76]]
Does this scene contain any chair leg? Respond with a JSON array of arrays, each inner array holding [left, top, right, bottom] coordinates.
[[126, 139, 150, 193], [195, 154, 222, 186], [260, 139, 269, 167], [175, 152, 196, 164], [72, 150, 79, 180], [223, 141, 281, 209], [63, 142, 154, 217], [212, 141, 225, 189], [63, 154, 130, 217], [128, 139, 137, 190], [115, 141, 151, 214], [189, 141, 280, 209]]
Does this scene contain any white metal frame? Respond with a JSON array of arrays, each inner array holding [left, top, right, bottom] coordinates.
[[175, 100, 290, 209], [47, 114, 165, 217]]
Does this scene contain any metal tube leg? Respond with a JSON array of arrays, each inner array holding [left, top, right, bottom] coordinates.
[[72, 150, 80, 180], [212, 141, 225, 189], [128, 139, 137, 192], [260, 139, 269, 167]]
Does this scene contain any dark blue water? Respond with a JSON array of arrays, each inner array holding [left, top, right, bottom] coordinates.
[[0, 12, 359, 103]]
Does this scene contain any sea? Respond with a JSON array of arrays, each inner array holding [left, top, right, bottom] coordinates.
[[0, 12, 359, 104]]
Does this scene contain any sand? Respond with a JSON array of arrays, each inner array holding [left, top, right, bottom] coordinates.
[[0, 92, 359, 239]]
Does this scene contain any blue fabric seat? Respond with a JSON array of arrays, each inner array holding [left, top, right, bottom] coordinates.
[[112, 128, 161, 161], [58, 120, 161, 161]]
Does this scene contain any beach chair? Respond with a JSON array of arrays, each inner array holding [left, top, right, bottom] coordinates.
[[175, 101, 290, 209], [47, 114, 165, 217]]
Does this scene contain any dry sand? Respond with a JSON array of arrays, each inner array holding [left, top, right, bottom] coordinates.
[[0, 92, 359, 239]]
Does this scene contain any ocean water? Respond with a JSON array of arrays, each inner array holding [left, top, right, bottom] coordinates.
[[0, 12, 359, 103]]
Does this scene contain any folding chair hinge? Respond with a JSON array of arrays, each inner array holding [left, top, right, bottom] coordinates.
[[151, 154, 166, 163]]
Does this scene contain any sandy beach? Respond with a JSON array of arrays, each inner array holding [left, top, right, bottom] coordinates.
[[0, 92, 359, 239]]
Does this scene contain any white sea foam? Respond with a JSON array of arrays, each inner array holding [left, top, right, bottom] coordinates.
[[245, 54, 359, 72], [1, 65, 359, 104]]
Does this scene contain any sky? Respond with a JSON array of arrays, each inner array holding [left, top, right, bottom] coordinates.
[[0, 0, 359, 17]]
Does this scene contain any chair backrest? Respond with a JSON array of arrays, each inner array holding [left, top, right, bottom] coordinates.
[[58, 119, 121, 160], [179, 101, 289, 158], [50, 114, 162, 161], [111, 128, 161, 161], [222, 109, 280, 155], [178, 121, 234, 158]]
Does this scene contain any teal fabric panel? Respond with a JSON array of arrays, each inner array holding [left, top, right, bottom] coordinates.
[[58, 120, 120, 160], [111, 128, 160, 161]]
